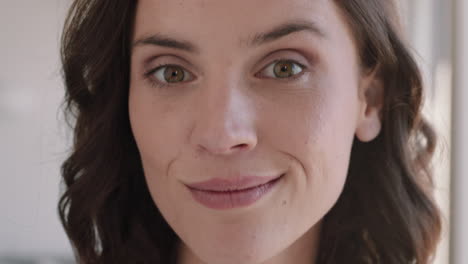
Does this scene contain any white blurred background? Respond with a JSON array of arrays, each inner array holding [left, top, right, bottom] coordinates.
[[0, 1, 74, 263], [0, 0, 466, 263]]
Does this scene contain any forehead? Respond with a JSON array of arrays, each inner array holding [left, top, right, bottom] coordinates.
[[132, 0, 342, 45]]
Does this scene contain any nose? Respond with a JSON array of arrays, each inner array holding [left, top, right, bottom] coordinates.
[[190, 79, 258, 156]]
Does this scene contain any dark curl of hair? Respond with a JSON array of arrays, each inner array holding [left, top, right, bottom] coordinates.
[[58, 0, 441, 263]]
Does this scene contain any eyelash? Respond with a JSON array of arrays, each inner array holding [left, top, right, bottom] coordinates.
[[143, 59, 308, 89], [143, 63, 193, 89]]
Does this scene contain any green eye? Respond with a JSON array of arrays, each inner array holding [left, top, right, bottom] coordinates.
[[151, 64, 192, 84], [264, 60, 304, 79]]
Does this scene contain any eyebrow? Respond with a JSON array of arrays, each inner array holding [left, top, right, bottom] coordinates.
[[132, 19, 326, 53]]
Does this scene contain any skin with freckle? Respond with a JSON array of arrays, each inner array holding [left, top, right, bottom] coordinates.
[[128, 0, 382, 264]]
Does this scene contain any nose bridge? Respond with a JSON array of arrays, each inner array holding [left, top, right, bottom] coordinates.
[[204, 72, 245, 121], [190, 70, 257, 155]]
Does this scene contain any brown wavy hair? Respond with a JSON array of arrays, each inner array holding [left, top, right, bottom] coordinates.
[[58, 0, 441, 263]]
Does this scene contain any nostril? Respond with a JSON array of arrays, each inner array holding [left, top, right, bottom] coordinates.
[[233, 143, 249, 150], [193, 128, 257, 155], [196, 144, 240, 155]]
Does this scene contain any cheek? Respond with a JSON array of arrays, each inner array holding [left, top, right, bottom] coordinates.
[[128, 81, 195, 227], [259, 81, 358, 219], [128, 81, 188, 166], [261, 83, 358, 163]]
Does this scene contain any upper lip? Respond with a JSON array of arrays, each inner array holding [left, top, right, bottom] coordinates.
[[185, 174, 282, 192]]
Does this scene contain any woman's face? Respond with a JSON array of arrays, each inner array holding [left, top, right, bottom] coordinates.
[[129, 0, 381, 263]]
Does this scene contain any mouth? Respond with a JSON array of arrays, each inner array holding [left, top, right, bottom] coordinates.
[[186, 174, 284, 210], [185, 174, 283, 191]]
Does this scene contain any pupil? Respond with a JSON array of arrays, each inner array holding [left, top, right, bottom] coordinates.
[[165, 66, 184, 82]]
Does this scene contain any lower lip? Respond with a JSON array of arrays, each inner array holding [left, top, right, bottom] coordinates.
[[188, 175, 283, 210]]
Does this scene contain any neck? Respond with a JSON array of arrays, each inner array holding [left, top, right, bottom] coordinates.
[[177, 221, 322, 264]]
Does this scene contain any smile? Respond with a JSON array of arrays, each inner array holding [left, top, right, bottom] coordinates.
[[185, 174, 284, 210]]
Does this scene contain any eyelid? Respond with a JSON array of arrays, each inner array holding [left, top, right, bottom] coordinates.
[[144, 64, 196, 88], [143, 54, 197, 73], [252, 48, 314, 79], [255, 59, 308, 80], [145, 64, 193, 79]]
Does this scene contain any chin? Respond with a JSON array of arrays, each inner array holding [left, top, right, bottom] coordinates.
[[190, 231, 291, 264], [197, 249, 273, 264]]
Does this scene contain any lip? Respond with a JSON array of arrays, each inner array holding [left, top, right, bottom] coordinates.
[[185, 175, 281, 191], [186, 174, 284, 210]]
